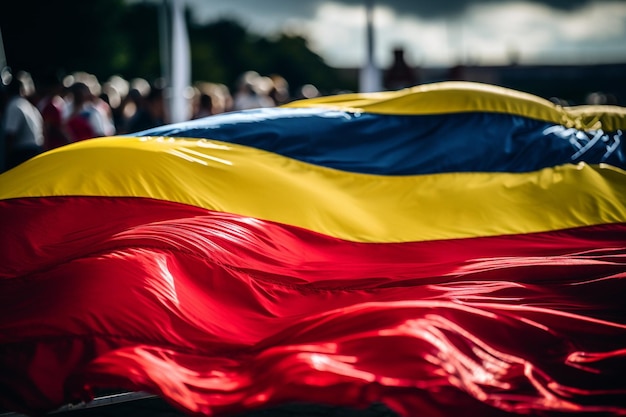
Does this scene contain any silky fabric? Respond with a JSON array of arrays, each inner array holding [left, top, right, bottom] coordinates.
[[1, 81, 625, 416]]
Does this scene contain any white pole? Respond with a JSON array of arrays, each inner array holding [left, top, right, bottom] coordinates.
[[0, 25, 7, 70], [359, 0, 382, 93], [169, 0, 191, 123], [158, 1, 170, 93]]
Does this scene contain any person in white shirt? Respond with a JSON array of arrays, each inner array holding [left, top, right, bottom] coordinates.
[[1, 71, 44, 171], [232, 71, 275, 111]]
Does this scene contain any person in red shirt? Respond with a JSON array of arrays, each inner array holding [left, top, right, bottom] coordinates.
[[64, 82, 97, 142], [37, 74, 70, 150]]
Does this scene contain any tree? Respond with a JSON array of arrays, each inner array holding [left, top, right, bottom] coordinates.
[[188, 19, 354, 95], [1, 0, 127, 82], [1, 0, 354, 95], [116, 2, 162, 81]]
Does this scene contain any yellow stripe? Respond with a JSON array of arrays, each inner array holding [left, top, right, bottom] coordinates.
[[283, 81, 626, 131], [1, 136, 625, 243]]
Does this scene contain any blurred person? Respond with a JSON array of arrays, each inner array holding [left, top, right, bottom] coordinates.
[[64, 81, 114, 141], [269, 74, 291, 105], [16, 70, 37, 105], [124, 82, 165, 133], [383, 47, 418, 90], [87, 79, 116, 138], [107, 75, 130, 130], [192, 82, 231, 118], [74, 72, 115, 136], [216, 83, 233, 113], [233, 71, 274, 110], [118, 78, 151, 133], [549, 97, 570, 107], [298, 83, 320, 99], [63, 72, 116, 142], [0, 70, 44, 171], [101, 80, 126, 133], [210, 82, 232, 113], [586, 91, 618, 106], [64, 82, 97, 141], [193, 90, 214, 119], [36, 73, 69, 150]]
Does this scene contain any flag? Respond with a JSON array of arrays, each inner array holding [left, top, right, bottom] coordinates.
[[0, 81, 625, 416]]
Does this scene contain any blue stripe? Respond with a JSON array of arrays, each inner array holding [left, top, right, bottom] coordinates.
[[133, 107, 625, 175]]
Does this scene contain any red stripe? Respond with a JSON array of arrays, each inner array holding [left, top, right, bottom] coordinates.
[[1, 196, 625, 415], [2, 196, 625, 281]]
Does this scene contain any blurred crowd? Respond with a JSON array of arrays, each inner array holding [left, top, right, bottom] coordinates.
[[0, 68, 321, 173]]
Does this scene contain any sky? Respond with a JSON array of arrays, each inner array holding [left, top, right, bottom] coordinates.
[[180, 0, 626, 68]]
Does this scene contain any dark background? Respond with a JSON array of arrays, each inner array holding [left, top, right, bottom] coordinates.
[[2, 0, 625, 103]]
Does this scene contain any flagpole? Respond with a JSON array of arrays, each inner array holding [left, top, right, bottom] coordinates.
[[168, 0, 191, 123], [359, 0, 382, 93], [158, 0, 171, 95], [0, 25, 7, 70]]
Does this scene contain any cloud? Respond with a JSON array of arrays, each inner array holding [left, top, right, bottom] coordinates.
[[185, 0, 626, 24], [285, 3, 453, 67], [280, 0, 626, 67], [460, 1, 626, 64], [319, 0, 626, 18], [178, 0, 626, 67]]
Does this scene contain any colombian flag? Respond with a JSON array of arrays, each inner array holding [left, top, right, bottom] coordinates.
[[1, 82, 625, 416]]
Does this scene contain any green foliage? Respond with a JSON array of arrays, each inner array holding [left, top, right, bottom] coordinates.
[[0, 0, 354, 94], [187, 18, 350, 94], [117, 2, 162, 81], [0, 0, 127, 82]]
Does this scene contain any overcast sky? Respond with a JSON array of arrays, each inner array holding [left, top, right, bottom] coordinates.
[[180, 0, 626, 68]]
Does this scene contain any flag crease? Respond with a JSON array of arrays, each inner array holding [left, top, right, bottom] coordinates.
[[1, 82, 625, 416]]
